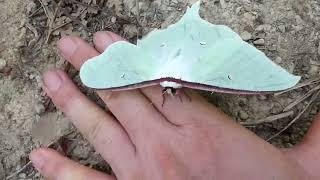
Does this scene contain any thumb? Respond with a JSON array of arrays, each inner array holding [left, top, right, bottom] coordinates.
[[285, 113, 320, 178], [30, 148, 115, 180]]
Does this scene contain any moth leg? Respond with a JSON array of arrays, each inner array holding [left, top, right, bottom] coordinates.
[[162, 88, 191, 106], [176, 88, 192, 102], [162, 88, 169, 107], [183, 89, 192, 102], [175, 89, 183, 103]]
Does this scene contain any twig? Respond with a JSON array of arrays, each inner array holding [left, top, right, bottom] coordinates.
[[5, 162, 32, 180], [37, 0, 51, 22], [4, 131, 74, 179], [267, 89, 320, 141], [25, 22, 39, 40], [283, 85, 320, 112], [45, 0, 63, 44], [51, 20, 73, 32], [68, 0, 101, 11], [63, 8, 91, 32], [0, 46, 5, 52], [136, 0, 140, 41], [28, 6, 43, 18], [275, 78, 320, 96], [241, 111, 294, 125]]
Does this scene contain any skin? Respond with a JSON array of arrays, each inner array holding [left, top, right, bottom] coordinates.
[[29, 31, 320, 180]]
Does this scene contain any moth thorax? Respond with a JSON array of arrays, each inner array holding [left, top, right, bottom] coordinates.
[[160, 81, 183, 89]]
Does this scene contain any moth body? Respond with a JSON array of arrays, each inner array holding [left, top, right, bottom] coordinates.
[[162, 87, 178, 97], [160, 81, 183, 89]]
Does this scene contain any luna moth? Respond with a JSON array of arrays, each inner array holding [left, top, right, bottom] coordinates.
[[80, 1, 301, 96]]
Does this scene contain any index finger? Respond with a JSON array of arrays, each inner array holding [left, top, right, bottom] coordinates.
[[58, 32, 123, 69]]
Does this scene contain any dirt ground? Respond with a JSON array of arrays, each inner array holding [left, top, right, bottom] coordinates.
[[0, 0, 320, 179]]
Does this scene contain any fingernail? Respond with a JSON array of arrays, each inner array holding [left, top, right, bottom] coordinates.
[[58, 37, 77, 59], [43, 71, 62, 92], [30, 150, 47, 171]]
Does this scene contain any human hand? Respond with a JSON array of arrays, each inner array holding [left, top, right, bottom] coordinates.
[[30, 31, 320, 180]]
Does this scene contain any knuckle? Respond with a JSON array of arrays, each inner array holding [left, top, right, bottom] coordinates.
[[99, 90, 118, 102], [86, 119, 105, 141], [52, 86, 77, 112]]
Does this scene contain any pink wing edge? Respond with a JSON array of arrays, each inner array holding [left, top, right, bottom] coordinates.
[[90, 78, 276, 95]]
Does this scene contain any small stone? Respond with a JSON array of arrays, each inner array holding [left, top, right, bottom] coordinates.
[[239, 110, 249, 120], [35, 172, 41, 178], [308, 64, 319, 75], [283, 135, 290, 142], [123, 24, 139, 39], [35, 103, 45, 114], [238, 98, 247, 107], [275, 57, 282, 64], [278, 25, 286, 33], [255, 25, 264, 31], [254, 39, 265, 45], [111, 16, 117, 23], [235, 7, 242, 14], [240, 31, 252, 41], [257, 95, 267, 100], [264, 24, 272, 31], [318, 41, 320, 55], [256, 24, 272, 32], [1, 66, 12, 75], [244, 13, 255, 21], [18, 173, 26, 178], [29, 74, 35, 80], [219, 0, 226, 8], [0, 58, 6, 71]]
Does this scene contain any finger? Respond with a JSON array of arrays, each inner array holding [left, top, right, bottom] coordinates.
[[58, 36, 99, 70], [285, 113, 320, 177], [42, 69, 135, 172], [57, 31, 124, 70], [299, 113, 320, 148], [93, 31, 126, 52], [30, 148, 115, 180], [92, 31, 175, 142]]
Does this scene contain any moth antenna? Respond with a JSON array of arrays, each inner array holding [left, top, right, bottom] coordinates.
[[177, 88, 192, 102], [178, 95, 183, 102], [162, 88, 168, 107]]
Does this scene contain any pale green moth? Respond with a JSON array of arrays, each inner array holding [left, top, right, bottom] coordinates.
[[80, 1, 300, 95]]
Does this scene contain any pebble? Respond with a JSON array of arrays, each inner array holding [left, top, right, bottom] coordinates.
[[18, 173, 26, 178], [240, 31, 252, 41], [111, 16, 117, 23], [238, 98, 247, 107], [318, 41, 320, 55], [35, 103, 45, 114], [35, 172, 41, 178], [123, 24, 139, 39], [256, 24, 271, 32], [0, 58, 6, 71], [283, 135, 290, 142], [239, 110, 249, 120], [257, 95, 267, 100], [253, 38, 265, 45], [275, 56, 282, 64], [278, 25, 286, 33], [235, 7, 242, 14], [308, 64, 319, 75], [255, 25, 264, 31]]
